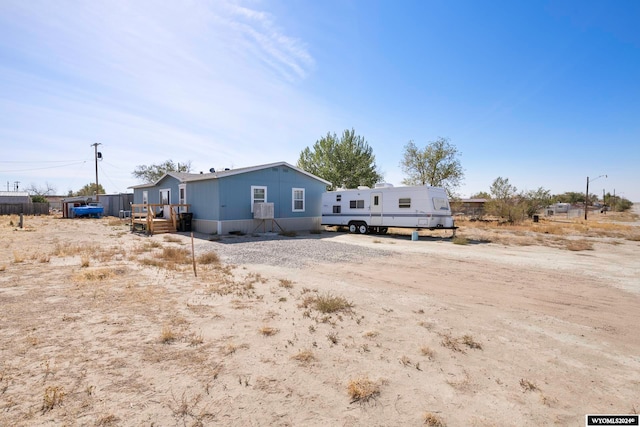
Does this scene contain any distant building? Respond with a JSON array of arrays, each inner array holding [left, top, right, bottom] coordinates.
[[453, 198, 487, 217], [0, 191, 32, 204], [0, 191, 49, 215]]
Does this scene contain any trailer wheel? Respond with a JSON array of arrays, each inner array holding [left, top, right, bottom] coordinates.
[[357, 223, 368, 234], [348, 223, 358, 233]]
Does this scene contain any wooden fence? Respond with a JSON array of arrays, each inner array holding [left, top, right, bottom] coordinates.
[[0, 203, 50, 215]]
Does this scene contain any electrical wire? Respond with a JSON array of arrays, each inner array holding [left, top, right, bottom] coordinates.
[[0, 161, 87, 173]]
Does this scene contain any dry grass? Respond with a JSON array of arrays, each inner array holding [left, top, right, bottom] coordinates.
[[347, 376, 381, 404], [291, 349, 315, 364], [519, 378, 539, 392], [440, 333, 483, 353], [159, 325, 177, 344], [80, 254, 90, 267], [13, 251, 24, 263], [420, 346, 435, 359], [301, 292, 354, 314], [565, 240, 594, 251], [278, 278, 294, 289], [163, 235, 182, 243], [461, 334, 483, 350], [452, 236, 469, 245], [423, 412, 447, 426], [223, 342, 249, 356], [74, 268, 115, 281], [197, 251, 220, 265], [41, 385, 65, 414], [259, 326, 279, 336]]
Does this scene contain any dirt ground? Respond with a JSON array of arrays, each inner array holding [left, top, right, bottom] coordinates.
[[0, 208, 639, 426]]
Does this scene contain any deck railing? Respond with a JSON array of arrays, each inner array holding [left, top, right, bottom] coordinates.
[[130, 203, 190, 234]]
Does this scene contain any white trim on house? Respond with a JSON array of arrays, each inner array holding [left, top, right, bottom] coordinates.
[[292, 187, 305, 212], [178, 183, 186, 213], [251, 185, 267, 213]]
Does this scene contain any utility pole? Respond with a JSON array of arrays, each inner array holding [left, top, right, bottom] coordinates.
[[584, 177, 589, 221], [585, 174, 607, 220], [91, 143, 102, 201]]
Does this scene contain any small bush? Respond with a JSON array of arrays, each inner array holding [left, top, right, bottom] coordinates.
[[291, 349, 315, 364], [519, 378, 538, 392], [259, 326, 279, 337], [311, 292, 354, 314], [347, 376, 380, 403], [42, 386, 65, 413], [423, 412, 446, 426], [80, 255, 90, 268], [452, 236, 469, 245], [160, 325, 177, 344], [197, 251, 220, 265]]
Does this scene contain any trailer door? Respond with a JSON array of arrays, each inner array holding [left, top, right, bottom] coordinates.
[[370, 192, 382, 225]]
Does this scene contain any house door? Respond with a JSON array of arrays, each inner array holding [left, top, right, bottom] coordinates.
[[159, 189, 171, 219], [370, 192, 382, 225]]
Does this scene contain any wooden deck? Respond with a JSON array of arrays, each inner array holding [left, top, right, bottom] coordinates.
[[130, 203, 190, 235]]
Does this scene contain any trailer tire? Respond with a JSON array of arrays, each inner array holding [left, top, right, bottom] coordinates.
[[357, 223, 368, 234], [348, 223, 358, 234]]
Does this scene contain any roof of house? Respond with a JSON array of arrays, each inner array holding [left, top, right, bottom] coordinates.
[[0, 191, 32, 203], [129, 161, 331, 189]]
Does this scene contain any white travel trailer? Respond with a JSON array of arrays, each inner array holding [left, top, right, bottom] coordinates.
[[321, 183, 456, 234]]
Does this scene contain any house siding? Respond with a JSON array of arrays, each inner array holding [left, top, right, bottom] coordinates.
[[130, 162, 329, 234]]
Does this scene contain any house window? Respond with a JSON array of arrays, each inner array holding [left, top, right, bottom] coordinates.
[[350, 200, 365, 209], [292, 188, 305, 212], [251, 185, 267, 212], [399, 198, 411, 208]]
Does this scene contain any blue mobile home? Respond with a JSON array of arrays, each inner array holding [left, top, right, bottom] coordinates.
[[129, 162, 330, 235]]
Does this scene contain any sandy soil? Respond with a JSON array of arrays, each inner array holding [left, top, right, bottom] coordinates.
[[0, 211, 638, 426]]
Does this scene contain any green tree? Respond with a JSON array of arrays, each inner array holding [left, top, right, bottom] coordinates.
[[522, 187, 552, 218], [132, 160, 192, 184], [486, 177, 519, 222], [31, 195, 48, 203], [400, 137, 464, 196], [470, 191, 491, 200], [74, 183, 106, 197], [554, 191, 584, 204], [297, 129, 382, 190]]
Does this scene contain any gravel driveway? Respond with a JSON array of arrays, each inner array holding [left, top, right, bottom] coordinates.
[[193, 232, 392, 268]]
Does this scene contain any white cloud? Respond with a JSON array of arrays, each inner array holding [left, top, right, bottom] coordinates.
[[0, 0, 335, 193]]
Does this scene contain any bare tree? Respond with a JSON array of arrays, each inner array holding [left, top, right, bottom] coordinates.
[[26, 182, 57, 196]]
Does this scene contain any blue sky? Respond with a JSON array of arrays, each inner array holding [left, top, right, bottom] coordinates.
[[1, 0, 638, 201]]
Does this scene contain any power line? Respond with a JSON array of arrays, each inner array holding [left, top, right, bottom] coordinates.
[[0, 161, 87, 173], [0, 160, 84, 163]]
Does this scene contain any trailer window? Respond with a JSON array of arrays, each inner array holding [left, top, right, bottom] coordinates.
[[350, 200, 364, 209], [333, 205, 341, 213], [336, 194, 341, 202], [399, 198, 411, 208], [433, 197, 449, 210], [373, 195, 379, 206]]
